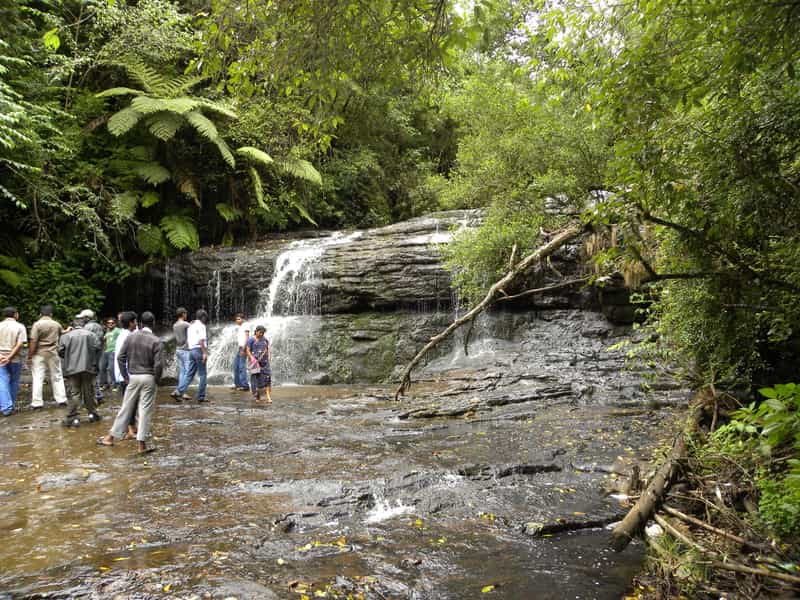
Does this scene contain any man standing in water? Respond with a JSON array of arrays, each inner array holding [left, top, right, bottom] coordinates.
[[98, 311, 163, 454], [99, 316, 118, 393], [28, 305, 68, 409], [0, 306, 27, 416], [170, 307, 190, 401], [176, 309, 209, 402], [77, 309, 105, 405], [231, 313, 250, 391], [58, 315, 102, 427]]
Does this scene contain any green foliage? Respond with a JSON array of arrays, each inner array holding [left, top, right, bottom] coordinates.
[[443, 202, 544, 304], [159, 215, 199, 251], [0, 260, 104, 324]]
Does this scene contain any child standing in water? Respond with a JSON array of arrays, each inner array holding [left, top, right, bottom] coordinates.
[[246, 325, 272, 404]]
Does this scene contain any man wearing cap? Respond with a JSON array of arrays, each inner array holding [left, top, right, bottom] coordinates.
[[28, 305, 68, 409], [0, 306, 27, 416], [76, 309, 105, 405], [58, 315, 102, 427]]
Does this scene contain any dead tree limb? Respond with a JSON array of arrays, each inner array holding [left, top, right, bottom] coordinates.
[[610, 402, 705, 551], [494, 278, 590, 303], [394, 223, 587, 401]]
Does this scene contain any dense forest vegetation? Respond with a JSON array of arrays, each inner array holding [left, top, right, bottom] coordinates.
[[1, 1, 799, 593]]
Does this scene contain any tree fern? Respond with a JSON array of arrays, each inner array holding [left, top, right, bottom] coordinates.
[[95, 86, 147, 98], [146, 112, 183, 141], [107, 106, 143, 136], [215, 203, 243, 222], [184, 109, 219, 141], [248, 167, 267, 210], [160, 215, 199, 250], [141, 191, 160, 208], [106, 57, 165, 95], [289, 197, 318, 226], [133, 162, 171, 185], [213, 137, 236, 168], [136, 223, 164, 255], [113, 191, 140, 220], [237, 146, 273, 166], [277, 158, 322, 185], [160, 74, 208, 97], [132, 96, 200, 115]]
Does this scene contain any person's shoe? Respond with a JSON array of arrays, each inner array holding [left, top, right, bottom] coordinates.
[[87, 412, 102, 423], [180, 394, 192, 402], [170, 390, 180, 398], [31, 405, 43, 411], [228, 384, 237, 390], [95, 398, 104, 406], [237, 386, 250, 391], [1, 411, 12, 417], [57, 402, 67, 407], [197, 397, 208, 403], [63, 418, 81, 428]]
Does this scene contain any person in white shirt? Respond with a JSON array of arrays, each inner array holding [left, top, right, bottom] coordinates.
[[176, 309, 209, 402], [231, 313, 250, 391]]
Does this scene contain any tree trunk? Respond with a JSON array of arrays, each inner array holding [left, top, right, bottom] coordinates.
[[394, 223, 587, 401]]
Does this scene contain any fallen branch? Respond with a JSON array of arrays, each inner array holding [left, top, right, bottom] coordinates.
[[655, 514, 800, 587], [661, 504, 766, 552], [494, 277, 590, 303], [609, 402, 705, 551], [394, 223, 587, 400]]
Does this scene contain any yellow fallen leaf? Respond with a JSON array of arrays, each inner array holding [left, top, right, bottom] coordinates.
[[277, 558, 286, 565], [99, 566, 111, 572], [481, 584, 495, 593], [163, 584, 172, 592], [298, 543, 313, 552], [336, 536, 347, 547], [573, 511, 586, 516], [132, 526, 143, 531], [112, 557, 129, 561], [314, 591, 327, 598]]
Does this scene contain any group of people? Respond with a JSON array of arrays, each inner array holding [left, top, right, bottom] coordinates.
[[0, 305, 273, 454]]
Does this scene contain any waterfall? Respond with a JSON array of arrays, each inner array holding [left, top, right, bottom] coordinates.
[[205, 232, 362, 384]]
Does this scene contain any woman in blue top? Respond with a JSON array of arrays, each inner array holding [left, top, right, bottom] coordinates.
[[246, 325, 272, 404]]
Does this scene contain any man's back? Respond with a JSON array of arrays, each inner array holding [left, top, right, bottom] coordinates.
[[119, 329, 163, 380], [60, 328, 100, 376]]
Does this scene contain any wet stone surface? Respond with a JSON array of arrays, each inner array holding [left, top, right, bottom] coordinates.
[[0, 370, 681, 599]]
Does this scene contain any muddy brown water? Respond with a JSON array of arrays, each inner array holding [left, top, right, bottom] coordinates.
[[0, 384, 667, 599]]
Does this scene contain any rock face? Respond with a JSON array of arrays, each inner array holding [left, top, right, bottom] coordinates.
[[145, 209, 640, 385]]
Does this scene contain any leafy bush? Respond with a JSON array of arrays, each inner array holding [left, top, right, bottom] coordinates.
[[0, 261, 104, 325]]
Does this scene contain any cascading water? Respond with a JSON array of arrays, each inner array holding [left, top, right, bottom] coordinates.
[[205, 232, 363, 384]]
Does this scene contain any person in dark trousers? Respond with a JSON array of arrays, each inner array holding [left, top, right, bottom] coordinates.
[[98, 311, 163, 454], [170, 307, 190, 401], [99, 316, 118, 391], [76, 309, 105, 404], [58, 317, 102, 427]]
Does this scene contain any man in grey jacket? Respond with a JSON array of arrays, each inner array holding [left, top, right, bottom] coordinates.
[[58, 318, 103, 427], [76, 309, 105, 405], [98, 311, 163, 454]]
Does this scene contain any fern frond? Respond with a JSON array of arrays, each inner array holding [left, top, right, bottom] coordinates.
[[196, 98, 237, 119], [107, 107, 143, 136], [128, 146, 154, 160], [278, 158, 322, 185], [133, 161, 171, 185], [216, 202, 243, 222], [248, 167, 267, 210], [160, 215, 200, 250], [0, 254, 30, 273], [132, 96, 200, 115], [184, 109, 219, 141], [213, 137, 236, 168], [136, 224, 164, 255], [160, 74, 208, 96], [289, 198, 318, 226], [112, 191, 139, 220], [141, 191, 160, 208], [95, 87, 147, 98], [111, 57, 166, 95], [145, 112, 183, 140], [0, 269, 22, 287], [236, 146, 273, 166]]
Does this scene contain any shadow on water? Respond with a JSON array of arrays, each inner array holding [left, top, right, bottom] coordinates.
[[0, 384, 653, 599]]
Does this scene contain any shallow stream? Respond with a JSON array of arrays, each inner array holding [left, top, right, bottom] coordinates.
[[0, 380, 677, 599]]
